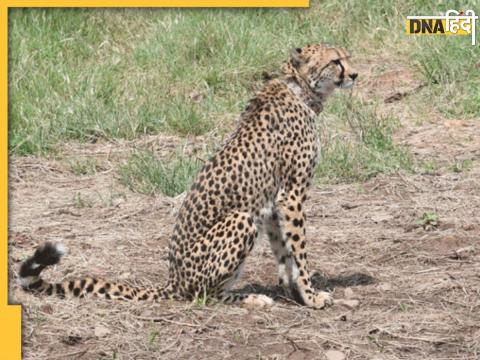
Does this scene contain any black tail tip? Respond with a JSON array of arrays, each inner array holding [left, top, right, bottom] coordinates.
[[33, 242, 67, 266], [19, 242, 67, 278]]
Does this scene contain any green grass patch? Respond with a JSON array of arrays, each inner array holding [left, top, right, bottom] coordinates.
[[9, 3, 435, 156], [67, 157, 100, 176], [416, 211, 439, 231], [316, 95, 413, 183], [450, 159, 474, 173], [73, 192, 93, 208], [118, 150, 202, 197], [419, 159, 440, 175], [409, 34, 480, 119]]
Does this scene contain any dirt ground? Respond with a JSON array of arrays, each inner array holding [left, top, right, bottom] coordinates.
[[9, 62, 480, 359]]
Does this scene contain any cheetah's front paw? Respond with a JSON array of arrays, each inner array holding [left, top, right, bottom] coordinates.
[[303, 291, 333, 309]]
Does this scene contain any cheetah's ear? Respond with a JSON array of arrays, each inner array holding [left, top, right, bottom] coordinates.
[[290, 47, 304, 68]]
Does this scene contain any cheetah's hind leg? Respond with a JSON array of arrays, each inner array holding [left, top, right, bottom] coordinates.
[[202, 211, 274, 308]]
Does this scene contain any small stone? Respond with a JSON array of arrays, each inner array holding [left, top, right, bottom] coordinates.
[[344, 287, 354, 299], [61, 335, 83, 346], [94, 324, 111, 338], [453, 246, 476, 260], [335, 299, 360, 309], [41, 304, 54, 314], [378, 282, 392, 291], [371, 213, 392, 223], [325, 350, 346, 360], [112, 199, 124, 207], [444, 120, 467, 128], [252, 315, 265, 324], [119, 272, 131, 280]]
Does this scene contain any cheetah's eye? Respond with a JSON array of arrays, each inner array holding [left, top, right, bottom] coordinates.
[[332, 59, 341, 65]]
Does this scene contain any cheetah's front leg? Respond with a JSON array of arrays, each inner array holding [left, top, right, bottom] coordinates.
[[264, 210, 292, 288], [276, 190, 333, 309]]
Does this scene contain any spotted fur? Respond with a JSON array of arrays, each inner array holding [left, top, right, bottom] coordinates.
[[20, 43, 357, 308]]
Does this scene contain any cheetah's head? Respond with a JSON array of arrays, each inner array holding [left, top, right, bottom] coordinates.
[[287, 43, 358, 98]]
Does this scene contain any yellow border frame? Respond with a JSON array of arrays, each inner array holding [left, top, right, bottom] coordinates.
[[5, 0, 308, 7], [1, 4, 22, 358], [1, 1, 308, 358]]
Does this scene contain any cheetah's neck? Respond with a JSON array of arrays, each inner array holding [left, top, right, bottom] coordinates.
[[284, 78, 323, 114], [282, 61, 324, 115]]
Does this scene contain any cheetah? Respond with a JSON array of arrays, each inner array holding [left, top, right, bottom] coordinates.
[[19, 43, 358, 309]]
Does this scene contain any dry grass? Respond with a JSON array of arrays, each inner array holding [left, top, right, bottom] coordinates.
[[9, 116, 480, 358]]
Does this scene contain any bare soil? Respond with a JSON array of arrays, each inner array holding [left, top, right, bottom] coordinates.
[[9, 66, 480, 359]]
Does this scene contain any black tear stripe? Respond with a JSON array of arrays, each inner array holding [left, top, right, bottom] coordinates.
[[339, 62, 345, 79]]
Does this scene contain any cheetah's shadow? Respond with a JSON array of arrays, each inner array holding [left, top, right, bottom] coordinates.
[[234, 272, 376, 301]]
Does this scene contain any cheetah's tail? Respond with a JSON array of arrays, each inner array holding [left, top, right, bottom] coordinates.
[[19, 242, 176, 301]]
